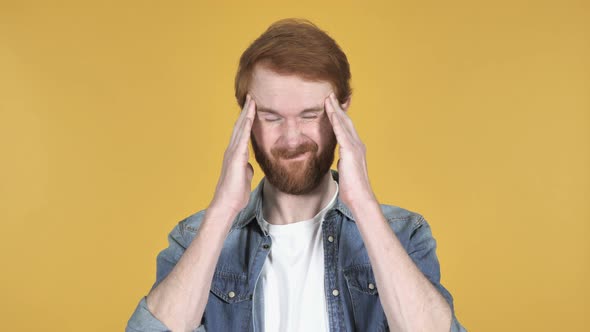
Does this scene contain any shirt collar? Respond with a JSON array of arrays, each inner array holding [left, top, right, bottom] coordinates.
[[232, 169, 355, 233]]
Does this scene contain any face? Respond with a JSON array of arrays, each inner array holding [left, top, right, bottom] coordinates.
[[249, 65, 339, 195]]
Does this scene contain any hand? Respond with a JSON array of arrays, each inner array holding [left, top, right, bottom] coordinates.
[[209, 94, 256, 217], [324, 92, 376, 209]]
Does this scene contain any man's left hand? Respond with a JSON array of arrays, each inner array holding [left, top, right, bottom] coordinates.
[[324, 92, 376, 209]]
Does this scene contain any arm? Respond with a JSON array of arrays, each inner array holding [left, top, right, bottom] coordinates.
[[126, 95, 257, 332], [350, 201, 454, 332], [145, 208, 236, 331], [324, 92, 465, 331]]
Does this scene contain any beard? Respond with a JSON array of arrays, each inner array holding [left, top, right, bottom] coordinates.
[[251, 133, 337, 195]]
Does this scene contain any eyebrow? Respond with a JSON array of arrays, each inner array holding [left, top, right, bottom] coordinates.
[[256, 106, 325, 115]]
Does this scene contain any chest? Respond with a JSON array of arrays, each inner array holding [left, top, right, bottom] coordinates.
[[200, 217, 391, 331]]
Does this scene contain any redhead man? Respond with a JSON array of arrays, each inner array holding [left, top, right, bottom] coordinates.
[[127, 18, 467, 332]]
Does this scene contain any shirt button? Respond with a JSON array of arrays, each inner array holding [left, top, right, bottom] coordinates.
[[332, 289, 339, 297], [228, 291, 236, 298], [262, 244, 270, 249], [328, 236, 334, 243], [368, 283, 375, 290]]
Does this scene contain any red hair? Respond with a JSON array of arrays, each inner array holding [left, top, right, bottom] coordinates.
[[234, 18, 352, 107]]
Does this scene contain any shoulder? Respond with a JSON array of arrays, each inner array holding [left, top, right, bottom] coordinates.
[[163, 209, 207, 248], [178, 209, 207, 233], [379, 203, 426, 227], [376, 204, 432, 246], [171, 207, 252, 245]]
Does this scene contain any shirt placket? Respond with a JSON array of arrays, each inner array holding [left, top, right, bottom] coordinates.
[[322, 213, 346, 332]]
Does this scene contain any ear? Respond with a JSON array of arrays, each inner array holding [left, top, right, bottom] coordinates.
[[341, 96, 352, 112]]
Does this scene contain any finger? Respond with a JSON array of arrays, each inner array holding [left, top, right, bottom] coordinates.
[[326, 94, 355, 143], [239, 94, 252, 119], [245, 97, 256, 123], [233, 94, 252, 137], [329, 93, 360, 141], [325, 96, 350, 147], [234, 100, 256, 153], [230, 94, 252, 144]]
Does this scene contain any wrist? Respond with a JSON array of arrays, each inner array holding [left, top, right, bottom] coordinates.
[[348, 194, 380, 219], [208, 194, 242, 218], [205, 202, 240, 228]]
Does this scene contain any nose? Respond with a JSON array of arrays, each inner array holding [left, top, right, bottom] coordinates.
[[281, 119, 304, 148]]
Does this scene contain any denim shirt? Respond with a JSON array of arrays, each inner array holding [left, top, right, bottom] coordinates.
[[127, 170, 467, 332]]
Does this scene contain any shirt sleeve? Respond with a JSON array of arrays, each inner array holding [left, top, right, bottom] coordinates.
[[408, 217, 468, 332], [126, 219, 207, 332], [126, 297, 206, 332]]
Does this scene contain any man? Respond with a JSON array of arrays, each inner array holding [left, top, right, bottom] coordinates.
[[127, 18, 466, 332]]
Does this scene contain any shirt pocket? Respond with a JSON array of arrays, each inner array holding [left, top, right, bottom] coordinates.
[[204, 270, 252, 331], [209, 270, 251, 304], [343, 264, 379, 295], [343, 264, 389, 331]]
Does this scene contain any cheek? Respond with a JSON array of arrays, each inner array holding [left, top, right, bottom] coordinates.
[[251, 118, 262, 137], [251, 122, 277, 149], [317, 120, 337, 151], [307, 123, 324, 140], [300, 121, 331, 149], [319, 115, 333, 131], [317, 116, 335, 139]]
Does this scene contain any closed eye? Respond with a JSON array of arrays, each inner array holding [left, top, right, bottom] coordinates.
[[301, 110, 323, 120], [263, 116, 281, 122]]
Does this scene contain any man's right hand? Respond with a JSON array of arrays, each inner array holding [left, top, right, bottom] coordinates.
[[140, 96, 257, 332], [209, 94, 257, 217]]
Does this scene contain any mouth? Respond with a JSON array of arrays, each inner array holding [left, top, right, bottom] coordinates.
[[281, 151, 310, 161]]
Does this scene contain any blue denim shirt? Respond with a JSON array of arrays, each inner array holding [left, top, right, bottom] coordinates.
[[127, 170, 467, 332]]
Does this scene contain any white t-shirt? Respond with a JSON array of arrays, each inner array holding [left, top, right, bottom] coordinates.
[[257, 181, 339, 332]]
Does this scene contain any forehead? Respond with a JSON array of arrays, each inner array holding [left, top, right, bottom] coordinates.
[[249, 65, 332, 114]]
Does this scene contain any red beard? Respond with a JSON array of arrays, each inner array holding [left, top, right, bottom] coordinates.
[[251, 133, 337, 195]]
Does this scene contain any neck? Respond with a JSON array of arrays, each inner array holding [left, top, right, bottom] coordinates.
[[262, 171, 337, 225]]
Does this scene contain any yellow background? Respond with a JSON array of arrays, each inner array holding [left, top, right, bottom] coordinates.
[[1, 0, 588, 331]]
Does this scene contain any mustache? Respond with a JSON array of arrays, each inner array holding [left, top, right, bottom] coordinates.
[[271, 141, 318, 159]]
